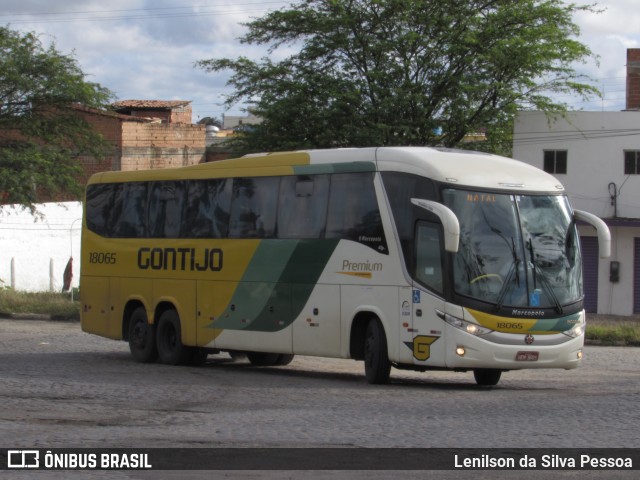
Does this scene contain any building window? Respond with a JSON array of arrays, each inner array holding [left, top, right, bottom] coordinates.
[[543, 150, 568, 174], [624, 151, 640, 175]]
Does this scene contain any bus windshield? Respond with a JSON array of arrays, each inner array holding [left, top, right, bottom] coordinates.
[[442, 189, 582, 311]]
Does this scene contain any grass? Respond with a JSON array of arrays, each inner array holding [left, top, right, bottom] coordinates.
[[0, 290, 639, 345], [0, 289, 80, 320], [585, 315, 640, 346]]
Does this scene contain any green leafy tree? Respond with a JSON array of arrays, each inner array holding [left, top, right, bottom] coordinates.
[[0, 26, 113, 211], [197, 0, 600, 154]]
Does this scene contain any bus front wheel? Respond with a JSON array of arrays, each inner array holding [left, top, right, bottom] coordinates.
[[128, 307, 158, 363], [473, 369, 502, 386], [156, 310, 192, 366], [364, 318, 391, 384]]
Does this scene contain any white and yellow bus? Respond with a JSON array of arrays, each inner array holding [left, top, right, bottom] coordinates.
[[80, 147, 610, 385]]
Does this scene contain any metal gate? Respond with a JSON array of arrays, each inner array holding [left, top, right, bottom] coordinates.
[[581, 236, 599, 313]]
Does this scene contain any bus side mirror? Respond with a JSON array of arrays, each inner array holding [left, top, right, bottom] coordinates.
[[574, 210, 611, 259], [411, 198, 460, 253]]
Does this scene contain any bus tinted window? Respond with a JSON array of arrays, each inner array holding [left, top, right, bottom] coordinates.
[[86, 173, 386, 247], [148, 181, 186, 238], [229, 177, 280, 238], [326, 173, 386, 252], [114, 182, 147, 238], [185, 179, 232, 238], [382, 172, 437, 269], [382, 172, 437, 239], [278, 175, 329, 239], [415, 222, 444, 294], [85, 183, 115, 236]]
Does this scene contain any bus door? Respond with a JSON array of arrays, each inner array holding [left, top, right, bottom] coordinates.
[[406, 221, 447, 367]]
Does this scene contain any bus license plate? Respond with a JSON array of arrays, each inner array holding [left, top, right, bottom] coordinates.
[[515, 351, 539, 361]]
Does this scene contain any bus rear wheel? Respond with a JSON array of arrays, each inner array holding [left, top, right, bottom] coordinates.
[[128, 307, 158, 363], [364, 318, 391, 384], [473, 369, 502, 386], [156, 310, 192, 366]]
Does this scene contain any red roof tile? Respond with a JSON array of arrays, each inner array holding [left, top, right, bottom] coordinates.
[[112, 100, 191, 110]]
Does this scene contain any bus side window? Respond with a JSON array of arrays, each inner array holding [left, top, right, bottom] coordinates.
[[86, 183, 115, 236], [185, 179, 232, 238], [116, 182, 148, 238], [326, 173, 386, 251], [148, 181, 186, 238], [415, 222, 444, 294], [229, 177, 280, 238], [278, 175, 329, 239], [382, 172, 438, 271]]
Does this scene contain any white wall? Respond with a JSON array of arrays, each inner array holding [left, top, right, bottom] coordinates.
[[0, 202, 82, 292], [513, 111, 640, 219]]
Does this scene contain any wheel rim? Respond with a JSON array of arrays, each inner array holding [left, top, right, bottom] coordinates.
[[162, 322, 177, 352], [131, 321, 148, 350], [364, 333, 374, 367]]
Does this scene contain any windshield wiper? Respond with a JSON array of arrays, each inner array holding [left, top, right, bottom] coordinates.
[[495, 237, 520, 311], [527, 239, 563, 314]]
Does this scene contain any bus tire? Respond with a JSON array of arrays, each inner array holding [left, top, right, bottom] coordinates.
[[274, 354, 295, 366], [156, 310, 192, 366], [247, 352, 282, 366], [364, 318, 391, 384], [473, 369, 502, 386], [128, 307, 158, 363]]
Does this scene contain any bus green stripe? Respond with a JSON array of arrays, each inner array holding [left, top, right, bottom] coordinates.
[[210, 239, 339, 332]]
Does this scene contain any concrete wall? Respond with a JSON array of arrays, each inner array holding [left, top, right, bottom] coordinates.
[[0, 202, 82, 292], [513, 111, 640, 218]]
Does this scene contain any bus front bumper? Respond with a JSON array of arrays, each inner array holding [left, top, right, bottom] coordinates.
[[443, 325, 585, 371]]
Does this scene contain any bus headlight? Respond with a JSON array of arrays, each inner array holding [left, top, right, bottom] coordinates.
[[563, 322, 584, 338], [439, 311, 493, 336]]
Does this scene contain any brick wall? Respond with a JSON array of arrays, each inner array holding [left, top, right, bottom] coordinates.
[[114, 104, 193, 124], [129, 110, 171, 123], [627, 48, 640, 111], [170, 105, 193, 124], [74, 108, 123, 184], [120, 122, 205, 170]]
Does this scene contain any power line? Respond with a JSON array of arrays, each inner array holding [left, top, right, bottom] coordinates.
[[0, 2, 286, 25], [0, 2, 277, 17], [513, 128, 640, 146]]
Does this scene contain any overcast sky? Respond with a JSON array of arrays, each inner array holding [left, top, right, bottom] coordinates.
[[2, 0, 639, 122]]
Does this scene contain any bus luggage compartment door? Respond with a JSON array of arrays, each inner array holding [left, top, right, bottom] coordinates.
[[80, 276, 114, 338]]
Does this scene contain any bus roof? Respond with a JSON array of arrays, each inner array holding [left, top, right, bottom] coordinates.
[[88, 146, 564, 193]]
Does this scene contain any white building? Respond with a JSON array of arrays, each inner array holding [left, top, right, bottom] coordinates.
[[222, 112, 262, 130], [512, 49, 640, 315]]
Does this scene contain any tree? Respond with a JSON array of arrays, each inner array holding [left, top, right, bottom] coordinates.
[[197, 0, 600, 154], [0, 26, 113, 211]]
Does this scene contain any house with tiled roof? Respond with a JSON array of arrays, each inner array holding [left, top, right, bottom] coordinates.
[[73, 100, 205, 188], [112, 100, 194, 124]]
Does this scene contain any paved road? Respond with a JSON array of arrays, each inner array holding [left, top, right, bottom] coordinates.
[[1, 319, 638, 479]]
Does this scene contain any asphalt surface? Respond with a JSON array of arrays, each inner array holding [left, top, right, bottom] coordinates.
[[1, 319, 638, 479]]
